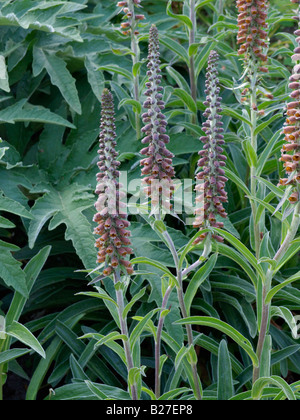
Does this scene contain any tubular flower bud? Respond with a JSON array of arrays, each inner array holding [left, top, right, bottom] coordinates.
[[140, 24, 175, 211], [117, 0, 145, 35], [94, 89, 133, 275], [194, 51, 228, 244], [279, 4, 300, 203], [236, 0, 269, 69]]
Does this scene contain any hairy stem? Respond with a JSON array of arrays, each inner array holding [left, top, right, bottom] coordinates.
[[113, 271, 138, 400], [249, 65, 260, 258], [155, 285, 173, 398], [253, 202, 300, 383], [0, 338, 5, 401], [162, 229, 202, 400]]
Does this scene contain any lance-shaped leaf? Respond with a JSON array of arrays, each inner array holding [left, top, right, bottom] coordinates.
[[6, 321, 46, 359], [175, 316, 259, 367]]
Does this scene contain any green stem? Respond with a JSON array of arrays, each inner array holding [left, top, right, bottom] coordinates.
[[113, 271, 138, 400], [0, 338, 6, 400], [249, 68, 260, 259], [253, 202, 300, 383], [155, 285, 173, 399], [162, 229, 202, 400]]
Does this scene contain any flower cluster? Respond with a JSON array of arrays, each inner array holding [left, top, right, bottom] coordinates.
[[194, 51, 228, 244], [140, 24, 175, 211], [279, 2, 300, 203], [94, 89, 134, 276], [117, 0, 145, 36], [236, 0, 269, 70]]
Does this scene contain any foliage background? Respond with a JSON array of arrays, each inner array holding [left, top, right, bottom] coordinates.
[[0, 0, 299, 400]]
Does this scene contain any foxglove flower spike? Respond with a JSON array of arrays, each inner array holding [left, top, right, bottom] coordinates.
[[140, 24, 175, 212], [194, 51, 228, 244], [94, 89, 134, 276]]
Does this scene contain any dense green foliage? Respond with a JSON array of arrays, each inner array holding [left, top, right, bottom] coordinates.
[[0, 0, 299, 401]]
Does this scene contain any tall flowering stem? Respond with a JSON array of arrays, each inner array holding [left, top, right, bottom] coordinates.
[[194, 50, 228, 245], [140, 25, 201, 400], [236, 0, 269, 258], [117, 0, 145, 139], [93, 89, 137, 400], [253, 1, 300, 383]]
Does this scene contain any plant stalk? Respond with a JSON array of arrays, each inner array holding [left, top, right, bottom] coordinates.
[[253, 202, 300, 383], [113, 271, 138, 400], [249, 64, 261, 259], [155, 285, 173, 398], [162, 229, 202, 400]]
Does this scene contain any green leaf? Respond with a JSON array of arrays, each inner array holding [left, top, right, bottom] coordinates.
[[166, 66, 190, 92], [222, 107, 252, 126], [195, 42, 216, 77], [242, 139, 257, 167], [123, 287, 147, 320], [85, 380, 107, 400], [184, 254, 217, 315], [259, 335, 272, 378], [0, 54, 10, 92], [94, 331, 127, 348], [271, 306, 297, 337], [212, 228, 265, 281], [0, 194, 33, 219], [224, 168, 251, 196], [131, 257, 179, 286], [28, 185, 96, 271], [0, 216, 15, 228], [252, 376, 296, 401], [130, 309, 160, 351], [166, 0, 193, 29], [6, 321, 46, 358], [0, 2, 83, 41], [0, 240, 27, 297], [217, 340, 234, 400], [98, 65, 133, 80], [6, 246, 52, 327], [175, 345, 190, 371], [175, 316, 259, 367], [254, 114, 283, 137], [33, 48, 81, 114], [265, 271, 300, 304], [77, 291, 118, 307], [0, 99, 76, 128], [0, 348, 30, 365], [257, 129, 282, 176], [118, 98, 142, 114], [173, 88, 197, 114], [159, 36, 189, 64], [85, 56, 105, 101]]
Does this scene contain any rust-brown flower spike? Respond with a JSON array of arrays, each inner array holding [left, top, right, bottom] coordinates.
[[94, 89, 134, 276], [117, 0, 145, 36], [194, 51, 228, 244], [279, 0, 300, 203], [236, 0, 269, 70], [140, 24, 175, 211]]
